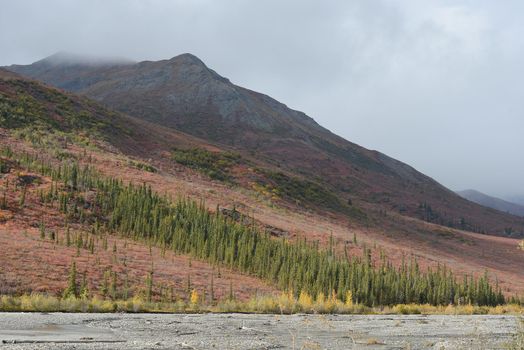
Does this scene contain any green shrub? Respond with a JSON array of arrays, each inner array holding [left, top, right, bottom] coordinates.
[[254, 169, 356, 213], [172, 148, 241, 182], [0, 159, 10, 174], [0, 79, 124, 150]]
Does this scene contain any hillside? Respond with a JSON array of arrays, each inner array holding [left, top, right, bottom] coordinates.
[[6, 53, 524, 237], [0, 69, 278, 300], [1, 67, 524, 302], [457, 189, 524, 218]]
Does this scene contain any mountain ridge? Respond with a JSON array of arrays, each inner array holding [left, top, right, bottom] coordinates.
[[457, 189, 524, 218], [6, 52, 524, 237]]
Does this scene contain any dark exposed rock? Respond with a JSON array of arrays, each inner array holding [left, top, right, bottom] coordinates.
[[17, 174, 41, 186], [220, 208, 253, 226], [265, 225, 290, 238]]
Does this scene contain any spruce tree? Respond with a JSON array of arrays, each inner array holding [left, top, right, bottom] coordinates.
[[145, 271, 153, 302], [1, 188, 7, 210], [210, 273, 215, 303], [182, 273, 188, 292], [2, 151, 506, 307], [123, 274, 129, 300], [110, 271, 117, 300], [63, 261, 78, 298], [100, 270, 110, 298], [79, 271, 89, 299], [39, 221, 45, 240], [228, 280, 234, 301], [19, 185, 26, 208]]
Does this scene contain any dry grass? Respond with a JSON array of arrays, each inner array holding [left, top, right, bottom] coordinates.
[[387, 303, 524, 315], [366, 338, 384, 345], [2, 294, 524, 315]]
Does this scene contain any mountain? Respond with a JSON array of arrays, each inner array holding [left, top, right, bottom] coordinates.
[[3, 59, 524, 299], [0, 68, 21, 79], [457, 189, 524, 218], [6, 53, 524, 237], [506, 195, 524, 207]]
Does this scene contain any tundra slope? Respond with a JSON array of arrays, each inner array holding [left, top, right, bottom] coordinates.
[[2, 67, 524, 298], [7, 53, 524, 237], [0, 69, 276, 300]]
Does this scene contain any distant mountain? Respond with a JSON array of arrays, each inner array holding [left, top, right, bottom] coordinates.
[[505, 195, 524, 207], [457, 190, 524, 218], [6, 52, 524, 237], [7, 52, 134, 92]]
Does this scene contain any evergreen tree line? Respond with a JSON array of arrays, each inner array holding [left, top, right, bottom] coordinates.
[[3, 147, 506, 306]]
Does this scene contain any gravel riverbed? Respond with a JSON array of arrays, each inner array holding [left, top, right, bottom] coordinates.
[[0, 312, 520, 349]]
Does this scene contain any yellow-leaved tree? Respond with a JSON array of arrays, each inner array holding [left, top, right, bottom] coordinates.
[[345, 290, 353, 307], [190, 289, 200, 305]]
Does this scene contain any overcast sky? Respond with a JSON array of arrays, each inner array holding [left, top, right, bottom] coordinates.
[[1, 0, 523, 198]]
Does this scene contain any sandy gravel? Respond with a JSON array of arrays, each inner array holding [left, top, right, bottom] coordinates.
[[0, 312, 521, 349]]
